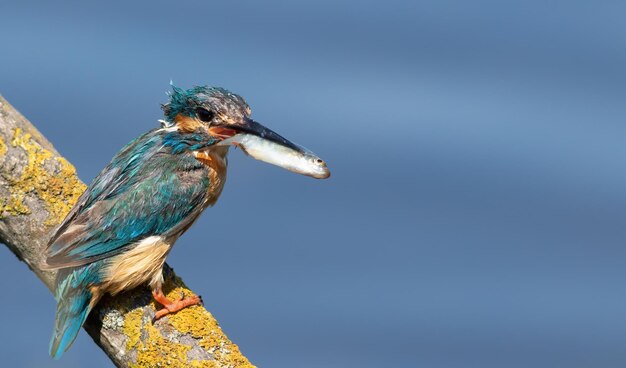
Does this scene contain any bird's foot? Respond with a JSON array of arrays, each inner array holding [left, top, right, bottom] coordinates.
[[152, 288, 203, 321]]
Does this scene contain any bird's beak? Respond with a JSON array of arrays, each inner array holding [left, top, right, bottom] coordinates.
[[214, 117, 330, 179]]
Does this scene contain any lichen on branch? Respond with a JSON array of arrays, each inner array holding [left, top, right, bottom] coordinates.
[[2, 127, 85, 223]]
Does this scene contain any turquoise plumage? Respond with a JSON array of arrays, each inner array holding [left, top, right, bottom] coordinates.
[[44, 85, 330, 359], [47, 127, 212, 358], [47, 130, 211, 268], [49, 263, 102, 359]]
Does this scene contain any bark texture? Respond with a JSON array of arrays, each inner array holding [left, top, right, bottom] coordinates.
[[0, 95, 255, 368]]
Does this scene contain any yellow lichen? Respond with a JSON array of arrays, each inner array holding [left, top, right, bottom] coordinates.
[[0, 194, 31, 216], [1, 127, 86, 224], [122, 302, 193, 368], [165, 281, 255, 368], [114, 276, 255, 368], [123, 307, 144, 349], [0, 136, 7, 156], [190, 361, 219, 368]]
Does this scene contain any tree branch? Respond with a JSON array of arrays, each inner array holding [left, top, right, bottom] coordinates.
[[0, 95, 255, 368]]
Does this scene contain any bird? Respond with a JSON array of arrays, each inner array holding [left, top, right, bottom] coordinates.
[[43, 85, 330, 359]]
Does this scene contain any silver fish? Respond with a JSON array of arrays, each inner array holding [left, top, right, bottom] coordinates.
[[219, 133, 330, 179]]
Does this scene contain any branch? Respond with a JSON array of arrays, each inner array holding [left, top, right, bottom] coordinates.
[[0, 95, 255, 368]]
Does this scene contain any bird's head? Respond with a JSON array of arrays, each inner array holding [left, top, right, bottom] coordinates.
[[161, 85, 330, 179]]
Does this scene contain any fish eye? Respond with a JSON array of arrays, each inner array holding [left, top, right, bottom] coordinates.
[[196, 107, 214, 123]]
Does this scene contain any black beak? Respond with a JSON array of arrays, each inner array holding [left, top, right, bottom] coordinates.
[[226, 118, 304, 153], [214, 117, 330, 179]]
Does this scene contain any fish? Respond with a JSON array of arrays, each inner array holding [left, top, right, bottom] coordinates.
[[219, 133, 330, 179]]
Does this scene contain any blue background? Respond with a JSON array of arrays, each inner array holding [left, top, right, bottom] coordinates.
[[2, 1, 626, 367]]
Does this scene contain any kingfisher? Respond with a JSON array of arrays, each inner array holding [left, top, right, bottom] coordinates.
[[43, 85, 330, 359]]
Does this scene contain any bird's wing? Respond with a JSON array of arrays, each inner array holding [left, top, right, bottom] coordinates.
[[49, 131, 162, 242], [45, 131, 210, 269]]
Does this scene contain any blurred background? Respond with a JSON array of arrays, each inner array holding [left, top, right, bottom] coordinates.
[[2, 1, 626, 367]]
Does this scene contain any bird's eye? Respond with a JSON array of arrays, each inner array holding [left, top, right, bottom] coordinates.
[[196, 107, 214, 123]]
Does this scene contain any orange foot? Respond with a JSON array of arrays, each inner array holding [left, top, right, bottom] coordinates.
[[152, 288, 203, 321]]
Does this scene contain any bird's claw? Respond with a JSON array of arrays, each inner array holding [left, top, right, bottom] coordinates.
[[152, 291, 203, 322]]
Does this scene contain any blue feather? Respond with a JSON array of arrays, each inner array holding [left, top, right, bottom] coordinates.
[[44, 85, 244, 358], [46, 129, 211, 267], [49, 264, 102, 359], [165, 85, 216, 122], [163, 131, 217, 153]]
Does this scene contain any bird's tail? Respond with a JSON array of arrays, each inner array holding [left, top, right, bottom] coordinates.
[[49, 267, 99, 359]]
